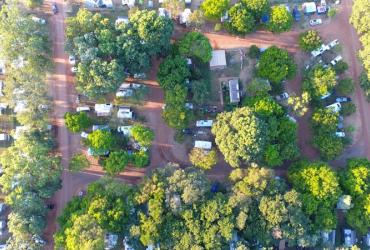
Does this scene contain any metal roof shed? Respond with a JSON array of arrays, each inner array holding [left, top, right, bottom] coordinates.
[[94, 103, 113, 116], [209, 50, 227, 69], [228, 79, 240, 103]]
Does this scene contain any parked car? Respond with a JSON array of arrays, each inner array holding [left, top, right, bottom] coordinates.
[[335, 131, 345, 137], [0, 220, 6, 230], [331, 55, 343, 66], [68, 55, 76, 65], [116, 89, 133, 97], [71, 67, 78, 73], [326, 102, 341, 112], [31, 16, 46, 24], [76, 106, 90, 112], [0, 133, 10, 141], [320, 92, 332, 100], [336, 96, 352, 103], [133, 73, 146, 79], [52, 3, 58, 14], [182, 128, 193, 135], [80, 132, 89, 139], [328, 39, 339, 48], [309, 18, 322, 26], [276, 92, 289, 101]]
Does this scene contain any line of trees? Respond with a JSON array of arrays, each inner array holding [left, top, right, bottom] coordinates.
[[0, 3, 62, 249], [55, 160, 370, 249]]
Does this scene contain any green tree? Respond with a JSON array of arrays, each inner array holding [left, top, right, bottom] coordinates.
[[65, 112, 91, 133], [298, 30, 322, 52], [158, 56, 191, 90], [312, 108, 339, 132], [201, 0, 230, 20], [313, 134, 344, 160], [162, 0, 185, 18], [245, 78, 271, 96], [227, 4, 256, 35], [337, 78, 355, 95], [303, 65, 337, 98], [341, 158, 370, 197], [248, 45, 261, 59], [25, 0, 43, 8], [103, 151, 130, 175], [288, 161, 341, 230], [132, 150, 150, 167], [189, 148, 218, 170], [76, 59, 124, 98], [69, 153, 90, 172], [360, 72, 370, 100], [267, 6, 293, 33], [178, 32, 212, 63], [241, 0, 270, 18], [333, 61, 349, 74], [87, 130, 114, 154], [131, 124, 154, 147], [163, 103, 193, 129], [211, 107, 267, 167], [188, 10, 205, 29], [256, 46, 297, 84], [65, 214, 104, 250], [287, 91, 311, 117], [340, 102, 356, 116], [346, 194, 370, 235], [191, 79, 211, 105]]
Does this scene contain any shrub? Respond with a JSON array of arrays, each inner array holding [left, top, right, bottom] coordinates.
[[69, 153, 89, 172], [267, 5, 293, 33], [340, 102, 357, 116], [189, 148, 218, 170], [214, 23, 222, 31], [132, 150, 150, 167], [328, 8, 337, 17], [360, 72, 370, 101], [333, 61, 349, 74], [248, 45, 261, 59], [337, 78, 355, 95]]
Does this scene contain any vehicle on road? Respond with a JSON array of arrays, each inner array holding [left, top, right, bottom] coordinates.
[[331, 55, 343, 66], [336, 96, 352, 103], [326, 102, 341, 112], [133, 73, 146, 79], [68, 55, 76, 65], [116, 89, 133, 97], [309, 19, 322, 26], [275, 92, 289, 101], [52, 3, 58, 14]]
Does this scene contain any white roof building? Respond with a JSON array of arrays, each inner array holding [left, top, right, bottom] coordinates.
[[210, 50, 227, 69], [94, 103, 113, 116], [196, 120, 213, 127], [228, 79, 240, 103], [117, 107, 133, 119], [194, 140, 212, 150], [302, 2, 317, 13]]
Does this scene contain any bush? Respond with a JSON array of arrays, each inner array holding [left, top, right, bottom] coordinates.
[[201, 0, 229, 20], [132, 150, 150, 167], [69, 153, 89, 172], [174, 129, 186, 143], [226, 3, 256, 35], [214, 23, 222, 31], [103, 151, 130, 175], [298, 30, 322, 52], [248, 45, 261, 59], [333, 61, 349, 74], [360, 72, 370, 101], [340, 102, 357, 116], [328, 8, 337, 17], [337, 78, 355, 95], [65, 112, 91, 133]]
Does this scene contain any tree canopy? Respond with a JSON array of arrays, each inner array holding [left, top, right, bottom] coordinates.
[[65, 112, 91, 133], [87, 130, 114, 154], [158, 55, 191, 90], [298, 30, 322, 52], [227, 3, 256, 35], [256, 46, 297, 84], [241, 0, 270, 18], [201, 0, 230, 20], [178, 32, 212, 63], [267, 6, 293, 33], [303, 65, 337, 99], [288, 161, 341, 231], [131, 124, 154, 147], [189, 148, 218, 170]]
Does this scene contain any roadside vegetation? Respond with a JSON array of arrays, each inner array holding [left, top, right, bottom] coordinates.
[[0, 3, 61, 248]]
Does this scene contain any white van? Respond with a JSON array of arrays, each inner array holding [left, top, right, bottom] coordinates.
[[326, 102, 341, 113], [76, 106, 90, 112]]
